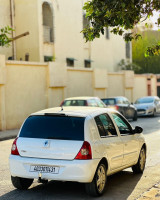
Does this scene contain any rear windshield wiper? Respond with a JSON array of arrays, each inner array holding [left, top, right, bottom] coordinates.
[[47, 137, 71, 140], [44, 113, 67, 117]]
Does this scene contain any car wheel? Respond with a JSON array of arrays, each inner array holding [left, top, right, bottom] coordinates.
[[133, 111, 138, 121], [85, 163, 107, 197], [11, 176, 33, 190], [132, 147, 146, 174]]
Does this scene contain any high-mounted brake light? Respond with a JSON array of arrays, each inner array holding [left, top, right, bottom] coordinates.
[[11, 138, 20, 155], [75, 141, 92, 160], [60, 101, 64, 106]]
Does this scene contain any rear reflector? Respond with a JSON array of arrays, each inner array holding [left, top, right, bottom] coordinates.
[[75, 141, 92, 160], [11, 138, 20, 155]]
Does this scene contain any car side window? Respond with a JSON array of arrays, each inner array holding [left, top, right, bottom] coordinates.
[[112, 113, 132, 135], [117, 98, 123, 104], [123, 98, 130, 105], [155, 100, 159, 105], [95, 114, 117, 137], [87, 99, 98, 107], [96, 99, 106, 108]]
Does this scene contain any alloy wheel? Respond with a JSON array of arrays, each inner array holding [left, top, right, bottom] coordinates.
[[96, 165, 106, 193]]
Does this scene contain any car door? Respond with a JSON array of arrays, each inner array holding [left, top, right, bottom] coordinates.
[[116, 97, 125, 116], [123, 98, 134, 119], [111, 113, 139, 167], [155, 99, 160, 113], [94, 113, 124, 171]]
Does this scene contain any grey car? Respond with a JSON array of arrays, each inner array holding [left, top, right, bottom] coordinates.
[[134, 96, 160, 117]]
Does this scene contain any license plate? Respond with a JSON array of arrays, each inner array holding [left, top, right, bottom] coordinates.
[[30, 165, 59, 174], [138, 111, 145, 114]]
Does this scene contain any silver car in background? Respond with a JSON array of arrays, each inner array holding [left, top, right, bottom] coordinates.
[[134, 96, 160, 117]]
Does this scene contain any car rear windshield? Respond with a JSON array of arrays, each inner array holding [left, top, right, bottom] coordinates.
[[62, 100, 86, 106], [102, 99, 116, 105], [19, 115, 85, 141]]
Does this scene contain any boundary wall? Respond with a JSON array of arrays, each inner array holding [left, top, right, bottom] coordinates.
[[0, 55, 157, 130]]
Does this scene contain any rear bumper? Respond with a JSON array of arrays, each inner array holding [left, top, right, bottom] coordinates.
[[9, 155, 100, 183]]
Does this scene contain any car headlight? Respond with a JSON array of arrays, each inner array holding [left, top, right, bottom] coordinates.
[[147, 106, 153, 110]]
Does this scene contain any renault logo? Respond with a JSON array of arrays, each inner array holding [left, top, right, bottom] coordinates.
[[43, 140, 50, 148]]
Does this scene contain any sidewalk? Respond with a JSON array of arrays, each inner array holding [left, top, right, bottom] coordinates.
[[0, 129, 19, 141], [137, 183, 160, 200]]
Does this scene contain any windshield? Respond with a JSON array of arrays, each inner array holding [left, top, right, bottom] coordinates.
[[19, 115, 85, 141], [135, 98, 154, 104]]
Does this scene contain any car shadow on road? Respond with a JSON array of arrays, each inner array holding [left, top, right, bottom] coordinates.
[[0, 170, 142, 200]]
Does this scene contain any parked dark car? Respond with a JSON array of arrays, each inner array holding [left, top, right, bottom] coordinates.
[[101, 96, 137, 121]]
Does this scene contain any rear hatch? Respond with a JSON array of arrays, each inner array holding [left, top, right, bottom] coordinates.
[[17, 115, 85, 160]]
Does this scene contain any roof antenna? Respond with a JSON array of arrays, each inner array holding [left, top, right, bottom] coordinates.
[[61, 106, 63, 111]]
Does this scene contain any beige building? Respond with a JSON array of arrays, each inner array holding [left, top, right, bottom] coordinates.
[[0, 0, 131, 72], [0, 1, 157, 131]]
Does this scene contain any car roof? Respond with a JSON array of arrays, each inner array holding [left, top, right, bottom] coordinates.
[[137, 96, 159, 100], [102, 96, 126, 100], [64, 96, 99, 100], [31, 107, 115, 118]]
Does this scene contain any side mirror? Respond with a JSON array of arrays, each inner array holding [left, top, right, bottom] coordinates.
[[133, 126, 143, 134]]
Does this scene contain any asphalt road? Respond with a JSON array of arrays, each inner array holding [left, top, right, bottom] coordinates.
[[0, 115, 160, 200]]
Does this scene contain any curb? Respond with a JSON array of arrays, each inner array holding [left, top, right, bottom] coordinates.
[[0, 135, 17, 141]]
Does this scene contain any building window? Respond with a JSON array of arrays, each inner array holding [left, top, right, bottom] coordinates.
[[25, 53, 29, 61], [42, 2, 54, 43], [83, 13, 90, 29], [157, 86, 160, 97], [44, 56, 53, 62], [126, 42, 131, 59], [66, 58, 74, 67], [84, 60, 91, 68], [106, 27, 110, 39]]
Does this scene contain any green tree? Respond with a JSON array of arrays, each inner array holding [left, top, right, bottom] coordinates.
[[0, 26, 13, 47], [118, 59, 142, 73], [82, 0, 160, 56], [132, 30, 160, 73]]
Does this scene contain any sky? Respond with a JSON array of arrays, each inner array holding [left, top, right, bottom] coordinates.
[[150, 11, 160, 30]]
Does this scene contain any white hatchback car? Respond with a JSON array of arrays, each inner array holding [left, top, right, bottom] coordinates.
[[9, 107, 146, 196]]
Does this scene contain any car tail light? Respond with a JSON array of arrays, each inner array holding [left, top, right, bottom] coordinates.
[[60, 101, 64, 106], [75, 141, 92, 160], [85, 101, 88, 106], [114, 105, 119, 110], [11, 138, 20, 155]]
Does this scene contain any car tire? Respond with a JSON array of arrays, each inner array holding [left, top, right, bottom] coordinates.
[[85, 163, 107, 197], [133, 111, 138, 121], [132, 147, 146, 174], [11, 176, 33, 190]]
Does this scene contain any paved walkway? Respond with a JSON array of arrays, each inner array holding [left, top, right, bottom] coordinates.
[[0, 129, 19, 141], [137, 183, 160, 200]]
